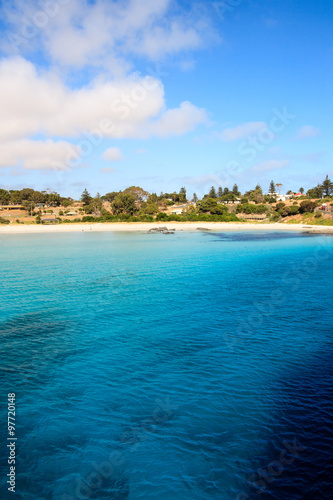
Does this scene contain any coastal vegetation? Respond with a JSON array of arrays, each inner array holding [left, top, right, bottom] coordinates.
[[0, 176, 332, 225]]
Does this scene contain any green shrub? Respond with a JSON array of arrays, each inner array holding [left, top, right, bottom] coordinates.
[[236, 203, 269, 214], [81, 216, 96, 222], [289, 206, 300, 215], [299, 200, 318, 213]]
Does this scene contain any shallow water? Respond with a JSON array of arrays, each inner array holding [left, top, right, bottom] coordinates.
[[0, 231, 332, 499]]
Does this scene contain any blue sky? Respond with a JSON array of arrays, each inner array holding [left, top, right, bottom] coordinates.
[[0, 0, 332, 198]]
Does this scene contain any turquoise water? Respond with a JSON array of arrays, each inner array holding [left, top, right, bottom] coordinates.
[[0, 230, 332, 500]]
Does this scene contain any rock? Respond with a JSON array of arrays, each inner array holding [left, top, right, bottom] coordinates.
[[305, 229, 333, 235], [148, 226, 169, 233]]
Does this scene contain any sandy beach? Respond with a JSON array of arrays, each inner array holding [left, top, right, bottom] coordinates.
[[0, 221, 332, 234]]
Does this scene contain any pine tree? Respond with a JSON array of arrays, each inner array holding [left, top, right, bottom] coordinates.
[[321, 175, 333, 197], [81, 188, 92, 205], [269, 180, 276, 194], [179, 186, 187, 203], [209, 186, 217, 198], [217, 187, 223, 197], [193, 193, 198, 203], [232, 184, 239, 196]]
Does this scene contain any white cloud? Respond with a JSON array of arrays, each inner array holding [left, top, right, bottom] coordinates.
[[150, 101, 208, 137], [1, 0, 216, 72], [0, 139, 79, 171], [0, 57, 208, 170], [102, 148, 124, 162], [0, 1, 216, 174], [0, 57, 167, 140], [252, 160, 290, 172], [220, 122, 268, 142], [294, 125, 321, 140]]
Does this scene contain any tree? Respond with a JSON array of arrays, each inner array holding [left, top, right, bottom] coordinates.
[[91, 194, 103, 215], [223, 187, 230, 195], [31, 191, 47, 204], [269, 180, 276, 194], [104, 191, 120, 203], [179, 187, 187, 203], [112, 193, 137, 215], [192, 193, 198, 203], [244, 185, 264, 204], [217, 187, 223, 197], [81, 189, 92, 206], [307, 185, 322, 198], [299, 200, 317, 213], [232, 184, 240, 196], [9, 191, 21, 204], [123, 186, 149, 204], [140, 202, 159, 215], [236, 203, 268, 214], [198, 197, 220, 213], [178, 193, 186, 203], [148, 193, 159, 203], [209, 186, 217, 198], [276, 183, 283, 194], [0, 189, 10, 205], [320, 175, 333, 197], [221, 193, 237, 202], [47, 192, 61, 206], [299, 187, 304, 194]]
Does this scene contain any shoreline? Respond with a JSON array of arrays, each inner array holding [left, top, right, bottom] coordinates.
[[0, 221, 332, 235]]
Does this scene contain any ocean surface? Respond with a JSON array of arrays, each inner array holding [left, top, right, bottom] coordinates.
[[0, 230, 332, 500]]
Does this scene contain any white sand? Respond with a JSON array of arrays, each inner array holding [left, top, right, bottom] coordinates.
[[0, 221, 331, 235]]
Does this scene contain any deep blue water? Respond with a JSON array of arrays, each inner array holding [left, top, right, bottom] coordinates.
[[0, 230, 332, 500]]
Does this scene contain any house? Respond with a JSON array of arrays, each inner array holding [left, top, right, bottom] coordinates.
[[170, 205, 187, 215], [0, 205, 26, 211], [276, 194, 292, 202], [267, 193, 291, 202], [65, 211, 77, 216]]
